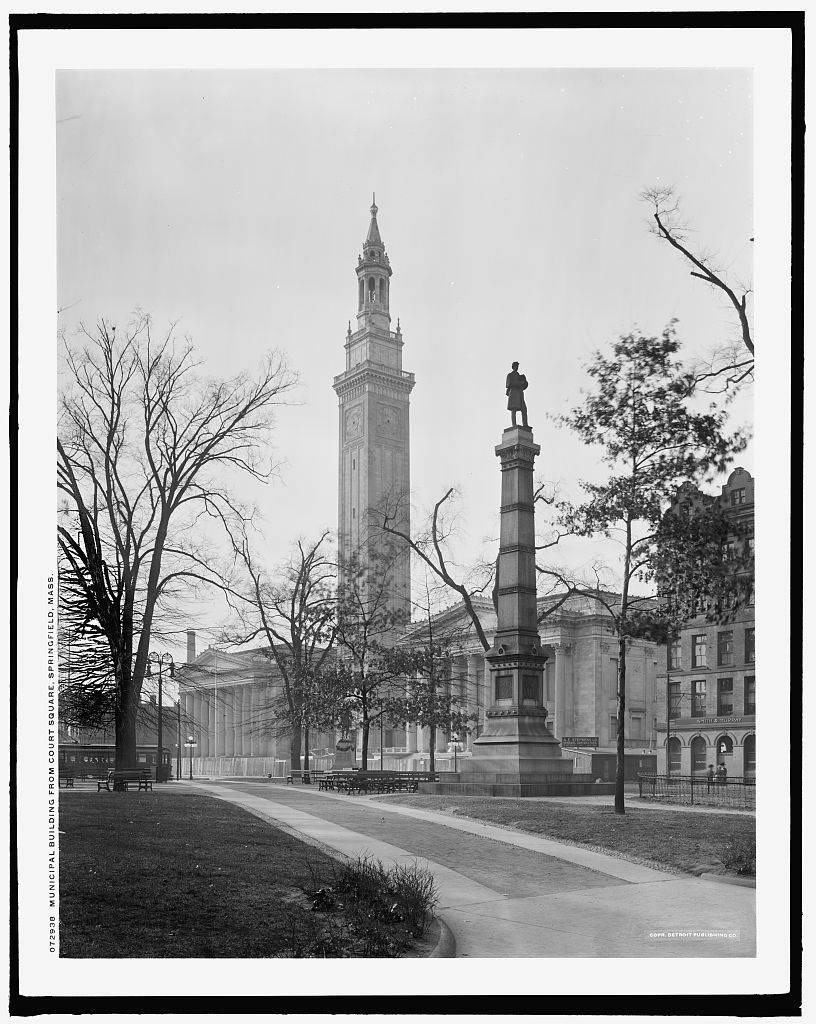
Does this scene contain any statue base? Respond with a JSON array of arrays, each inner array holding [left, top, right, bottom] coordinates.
[[420, 706, 615, 797], [333, 739, 357, 769]]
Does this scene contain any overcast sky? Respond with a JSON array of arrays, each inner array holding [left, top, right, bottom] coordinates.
[[56, 66, 754, 651]]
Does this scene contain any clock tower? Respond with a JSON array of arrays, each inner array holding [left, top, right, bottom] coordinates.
[[333, 197, 415, 619]]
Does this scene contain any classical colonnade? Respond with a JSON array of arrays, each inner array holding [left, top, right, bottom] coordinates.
[[181, 684, 274, 758]]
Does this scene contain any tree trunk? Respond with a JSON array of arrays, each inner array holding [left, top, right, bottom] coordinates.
[[615, 634, 627, 815], [114, 678, 138, 790], [428, 726, 436, 773], [289, 727, 302, 775], [361, 716, 370, 770], [303, 723, 310, 772]]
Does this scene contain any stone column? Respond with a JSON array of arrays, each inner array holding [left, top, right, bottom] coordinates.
[[208, 696, 217, 758], [467, 654, 482, 750], [466, 424, 570, 780], [198, 695, 208, 757], [234, 687, 244, 755], [215, 689, 226, 760], [256, 689, 270, 757], [224, 688, 235, 756], [554, 643, 567, 739], [191, 694, 201, 752], [406, 724, 418, 754], [244, 684, 254, 757]]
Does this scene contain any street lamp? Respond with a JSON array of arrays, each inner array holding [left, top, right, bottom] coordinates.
[[448, 732, 463, 773], [146, 652, 175, 782], [184, 735, 197, 780]]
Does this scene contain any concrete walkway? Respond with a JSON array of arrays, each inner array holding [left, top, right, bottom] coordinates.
[[177, 780, 754, 958]]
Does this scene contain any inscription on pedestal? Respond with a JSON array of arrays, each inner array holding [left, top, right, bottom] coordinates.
[[495, 674, 513, 700]]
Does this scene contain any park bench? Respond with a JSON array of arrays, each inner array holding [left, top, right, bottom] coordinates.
[[59, 773, 75, 788], [286, 769, 313, 785], [97, 769, 153, 792], [318, 770, 438, 795]]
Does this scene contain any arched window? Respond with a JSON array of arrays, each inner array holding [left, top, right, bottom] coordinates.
[[716, 734, 733, 765], [691, 735, 708, 775], [379, 277, 386, 303], [667, 736, 681, 775], [359, 278, 364, 309], [743, 734, 755, 778], [368, 277, 376, 302]]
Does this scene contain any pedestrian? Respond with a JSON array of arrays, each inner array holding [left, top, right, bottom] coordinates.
[[706, 763, 715, 792], [717, 762, 727, 785]]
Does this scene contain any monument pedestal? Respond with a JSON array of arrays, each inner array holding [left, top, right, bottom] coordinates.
[[333, 737, 357, 769]]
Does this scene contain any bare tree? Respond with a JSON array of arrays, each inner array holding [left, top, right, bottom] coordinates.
[[57, 314, 294, 779], [374, 488, 493, 652], [380, 576, 475, 772], [640, 186, 754, 392], [224, 530, 338, 773]]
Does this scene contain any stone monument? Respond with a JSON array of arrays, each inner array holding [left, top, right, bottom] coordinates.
[[422, 363, 614, 797], [332, 701, 358, 769]]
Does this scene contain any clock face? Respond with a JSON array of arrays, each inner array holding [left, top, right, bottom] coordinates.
[[376, 403, 402, 438], [345, 405, 363, 440]]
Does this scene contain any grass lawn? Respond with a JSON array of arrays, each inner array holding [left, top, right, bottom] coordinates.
[[59, 792, 420, 957], [376, 796, 755, 877]]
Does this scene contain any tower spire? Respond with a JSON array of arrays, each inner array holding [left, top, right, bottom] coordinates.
[[366, 194, 382, 246]]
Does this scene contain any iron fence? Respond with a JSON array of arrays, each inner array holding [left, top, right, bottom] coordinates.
[[637, 773, 755, 810]]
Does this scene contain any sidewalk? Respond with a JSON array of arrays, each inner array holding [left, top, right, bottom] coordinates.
[[183, 780, 755, 959]]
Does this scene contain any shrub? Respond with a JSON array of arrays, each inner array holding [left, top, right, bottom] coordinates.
[[388, 860, 439, 935], [715, 834, 756, 875], [287, 855, 439, 956]]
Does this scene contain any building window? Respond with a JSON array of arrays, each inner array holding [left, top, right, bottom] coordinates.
[[717, 678, 734, 716], [668, 679, 681, 719], [692, 680, 707, 717], [691, 736, 708, 775], [610, 658, 618, 697], [716, 735, 733, 764], [610, 716, 618, 741], [730, 487, 746, 506], [747, 535, 755, 559], [745, 628, 755, 663], [668, 639, 682, 670], [717, 630, 734, 666], [744, 675, 755, 715], [744, 734, 756, 778], [631, 715, 643, 739], [692, 634, 707, 668], [667, 737, 682, 774], [495, 674, 512, 701], [747, 585, 755, 606]]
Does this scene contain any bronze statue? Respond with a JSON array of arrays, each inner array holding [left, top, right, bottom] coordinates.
[[505, 361, 529, 428]]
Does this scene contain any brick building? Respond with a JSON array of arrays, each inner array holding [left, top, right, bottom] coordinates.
[[654, 467, 756, 778]]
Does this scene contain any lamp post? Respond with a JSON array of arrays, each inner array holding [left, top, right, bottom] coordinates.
[[176, 699, 182, 780], [146, 652, 175, 782], [185, 736, 196, 780], [448, 732, 463, 773]]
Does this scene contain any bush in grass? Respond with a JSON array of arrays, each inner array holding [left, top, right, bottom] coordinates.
[[291, 855, 439, 956], [715, 835, 756, 875], [388, 860, 439, 935]]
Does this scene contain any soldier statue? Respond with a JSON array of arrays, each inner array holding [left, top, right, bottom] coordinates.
[[505, 361, 529, 429]]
